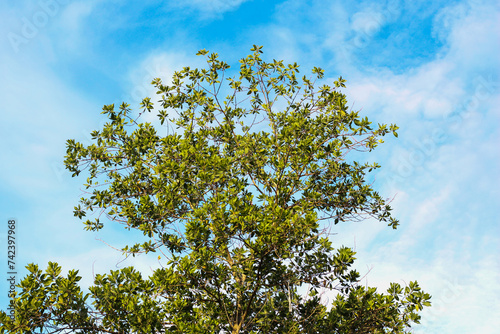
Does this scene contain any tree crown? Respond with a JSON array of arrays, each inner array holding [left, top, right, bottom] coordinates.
[[1, 46, 430, 334]]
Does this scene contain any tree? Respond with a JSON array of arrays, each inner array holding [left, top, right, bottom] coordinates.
[[0, 46, 430, 333]]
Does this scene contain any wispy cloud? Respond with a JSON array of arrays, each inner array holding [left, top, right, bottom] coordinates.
[[169, 0, 251, 19]]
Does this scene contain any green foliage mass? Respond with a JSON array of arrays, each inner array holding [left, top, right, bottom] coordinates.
[[0, 46, 430, 333]]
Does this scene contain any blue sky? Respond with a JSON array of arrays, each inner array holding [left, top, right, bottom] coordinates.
[[0, 0, 499, 332]]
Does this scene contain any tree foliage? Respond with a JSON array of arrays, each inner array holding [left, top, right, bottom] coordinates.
[[0, 46, 430, 333]]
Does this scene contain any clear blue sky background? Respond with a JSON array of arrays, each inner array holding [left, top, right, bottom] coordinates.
[[1, 0, 499, 332]]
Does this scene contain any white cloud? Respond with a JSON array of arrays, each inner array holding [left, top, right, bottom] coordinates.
[[435, 1, 500, 72], [350, 5, 393, 37]]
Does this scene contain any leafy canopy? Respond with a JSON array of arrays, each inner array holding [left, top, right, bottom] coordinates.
[[0, 46, 430, 334]]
